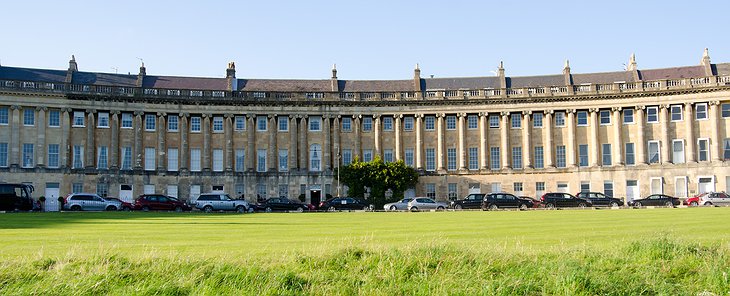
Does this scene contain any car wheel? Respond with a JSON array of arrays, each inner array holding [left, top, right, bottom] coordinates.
[[436, 206, 445, 211], [664, 201, 674, 208], [454, 204, 463, 210], [635, 202, 642, 207], [295, 207, 304, 213], [236, 206, 246, 213], [362, 206, 369, 211], [545, 203, 555, 209], [327, 206, 336, 212], [70, 205, 82, 211], [389, 205, 397, 211], [704, 202, 713, 206], [203, 205, 213, 213], [142, 206, 150, 212], [519, 204, 528, 210], [488, 204, 498, 211], [265, 207, 273, 213], [690, 201, 698, 206], [577, 203, 587, 209], [410, 207, 418, 212], [609, 202, 619, 208], [105, 205, 117, 211], [175, 206, 183, 212], [122, 206, 131, 212]]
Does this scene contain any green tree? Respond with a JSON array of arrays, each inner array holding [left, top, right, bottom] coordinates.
[[338, 157, 418, 207]]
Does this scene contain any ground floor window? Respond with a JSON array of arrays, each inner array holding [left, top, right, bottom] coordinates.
[[426, 183, 436, 199], [674, 177, 687, 198], [447, 183, 457, 201], [603, 182, 613, 198], [279, 185, 288, 198], [257, 184, 267, 200]]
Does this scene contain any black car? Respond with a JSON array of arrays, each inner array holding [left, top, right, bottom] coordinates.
[[576, 192, 624, 207], [628, 194, 680, 207], [257, 198, 309, 212], [540, 192, 593, 209], [0, 183, 35, 211], [319, 197, 371, 211], [450, 193, 486, 210], [481, 193, 535, 210]]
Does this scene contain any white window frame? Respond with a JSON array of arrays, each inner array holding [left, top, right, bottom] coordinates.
[[697, 138, 710, 162], [489, 115, 499, 128], [554, 112, 566, 127], [97, 146, 108, 169], [695, 103, 708, 120], [279, 149, 288, 171], [309, 116, 322, 132], [72, 111, 85, 127], [256, 116, 267, 131], [646, 107, 659, 123], [425, 116, 435, 131], [672, 139, 685, 164], [426, 148, 436, 171], [278, 116, 288, 132], [190, 148, 201, 172], [144, 147, 156, 171], [625, 143, 635, 165], [490, 147, 500, 170], [532, 113, 543, 128], [121, 113, 133, 129], [310, 144, 322, 171], [468, 147, 478, 170], [235, 149, 245, 172], [670, 105, 683, 122], [650, 177, 663, 195], [47, 144, 59, 168], [190, 117, 201, 133], [362, 149, 373, 162], [212, 117, 224, 133], [167, 148, 179, 171], [235, 116, 245, 131], [467, 115, 478, 129], [383, 117, 393, 131], [0, 107, 8, 125], [257, 149, 266, 172], [72, 145, 83, 169], [576, 111, 588, 126], [446, 115, 456, 130], [510, 113, 521, 129], [404, 148, 414, 167], [212, 149, 223, 171], [145, 114, 156, 131], [341, 117, 352, 132], [599, 110, 611, 125], [447, 148, 457, 171], [362, 117, 373, 132], [648, 140, 661, 164], [674, 176, 688, 198], [22, 143, 34, 168], [601, 143, 611, 166], [623, 109, 634, 124], [48, 110, 60, 127], [404, 117, 414, 131], [97, 112, 109, 128], [168, 115, 179, 132]]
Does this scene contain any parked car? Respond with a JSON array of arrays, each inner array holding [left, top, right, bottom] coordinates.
[[319, 197, 371, 211], [627, 194, 680, 207], [407, 197, 448, 212], [0, 183, 35, 211], [450, 193, 486, 210], [575, 192, 623, 207], [104, 197, 133, 211], [134, 194, 192, 212], [257, 198, 310, 212], [518, 196, 542, 208], [540, 192, 593, 209], [64, 193, 123, 211], [685, 192, 729, 206], [383, 198, 413, 211], [195, 193, 251, 213], [482, 193, 535, 210]]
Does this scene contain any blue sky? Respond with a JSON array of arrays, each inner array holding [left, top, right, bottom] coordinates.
[[2, 0, 728, 80]]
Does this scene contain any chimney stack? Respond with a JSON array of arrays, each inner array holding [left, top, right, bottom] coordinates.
[[65, 55, 77, 83], [331, 64, 339, 92], [413, 63, 422, 93], [226, 62, 237, 91], [701, 48, 713, 76], [563, 59, 573, 86], [136, 62, 146, 87], [627, 53, 641, 81]]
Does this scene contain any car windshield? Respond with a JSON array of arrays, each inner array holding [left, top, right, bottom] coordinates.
[[401, 198, 412, 203]]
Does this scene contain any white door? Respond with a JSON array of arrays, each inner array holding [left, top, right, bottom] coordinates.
[[119, 184, 133, 203], [626, 180, 639, 202], [698, 177, 715, 194], [44, 183, 60, 212], [557, 183, 568, 193], [212, 185, 224, 194], [468, 183, 481, 194], [650, 178, 663, 195]]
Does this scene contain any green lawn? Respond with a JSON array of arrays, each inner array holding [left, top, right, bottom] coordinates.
[[1, 208, 729, 295]]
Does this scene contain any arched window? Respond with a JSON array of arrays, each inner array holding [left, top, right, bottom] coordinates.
[[310, 144, 321, 171]]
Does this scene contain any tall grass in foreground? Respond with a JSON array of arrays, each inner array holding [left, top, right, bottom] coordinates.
[[1, 237, 727, 295]]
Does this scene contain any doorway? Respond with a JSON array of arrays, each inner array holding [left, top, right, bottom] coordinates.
[[698, 177, 715, 194], [310, 190, 321, 208], [44, 183, 60, 212], [626, 180, 638, 203], [119, 184, 133, 203]]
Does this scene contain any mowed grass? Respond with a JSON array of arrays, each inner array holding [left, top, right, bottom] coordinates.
[[1, 208, 729, 295]]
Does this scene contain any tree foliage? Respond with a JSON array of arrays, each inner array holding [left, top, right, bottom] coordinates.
[[338, 157, 419, 207]]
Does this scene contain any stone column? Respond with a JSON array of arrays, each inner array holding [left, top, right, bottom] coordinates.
[[268, 114, 277, 171], [374, 114, 381, 158], [202, 114, 211, 171], [36, 107, 47, 167], [612, 107, 623, 165], [589, 108, 599, 167], [659, 105, 671, 164], [224, 114, 233, 171], [110, 111, 119, 169], [566, 109, 577, 167], [544, 110, 554, 168], [85, 109, 96, 168], [289, 115, 298, 170], [500, 111, 510, 169], [323, 115, 331, 170], [332, 115, 342, 168], [157, 112, 167, 171], [394, 115, 402, 161], [9, 105, 21, 167], [133, 111, 143, 170], [684, 103, 696, 162], [61, 108, 71, 169], [246, 115, 255, 171], [179, 114, 189, 171], [479, 112, 488, 170], [710, 100, 722, 161], [353, 115, 361, 160], [436, 113, 445, 171], [635, 106, 646, 165], [415, 114, 423, 170], [522, 111, 532, 168], [299, 115, 308, 170], [457, 113, 467, 170]]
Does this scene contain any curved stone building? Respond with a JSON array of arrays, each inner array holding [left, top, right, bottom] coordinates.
[[0, 51, 728, 210]]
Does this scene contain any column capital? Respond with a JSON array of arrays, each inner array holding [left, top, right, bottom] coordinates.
[[352, 114, 361, 119], [246, 114, 256, 119], [372, 114, 381, 119], [336, 114, 342, 119], [268, 114, 277, 119], [658, 104, 670, 110], [588, 108, 599, 113], [709, 100, 721, 106], [478, 112, 488, 117], [223, 113, 234, 119], [436, 113, 445, 118], [10, 105, 22, 110], [414, 113, 424, 118], [544, 109, 554, 115], [180, 112, 190, 118], [85, 109, 96, 114], [684, 102, 694, 108], [201, 113, 211, 118], [110, 110, 122, 115], [457, 113, 467, 118], [35, 106, 48, 112], [611, 106, 622, 112], [500, 111, 510, 116], [634, 105, 646, 111], [394, 114, 403, 119], [133, 111, 144, 116], [566, 109, 576, 114], [289, 114, 297, 119], [157, 112, 167, 117], [521, 110, 532, 116], [301, 114, 308, 119], [61, 107, 73, 113]]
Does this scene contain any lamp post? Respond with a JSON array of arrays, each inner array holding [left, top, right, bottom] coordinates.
[[337, 147, 341, 197]]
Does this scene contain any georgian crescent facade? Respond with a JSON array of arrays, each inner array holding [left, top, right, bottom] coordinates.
[[0, 51, 729, 207]]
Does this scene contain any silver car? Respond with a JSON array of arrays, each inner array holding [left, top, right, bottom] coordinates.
[[407, 197, 448, 212], [195, 193, 251, 213], [64, 193, 122, 211], [383, 198, 413, 211]]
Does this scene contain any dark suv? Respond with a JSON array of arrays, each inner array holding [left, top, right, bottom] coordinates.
[[450, 193, 486, 210], [540, 192, 593, 209], [133, 194, 192, 212], [481, 193, 535, 210], [319, 197, 371, 211], [0, 183, 35, 211], [575, 192, 623, 207]]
